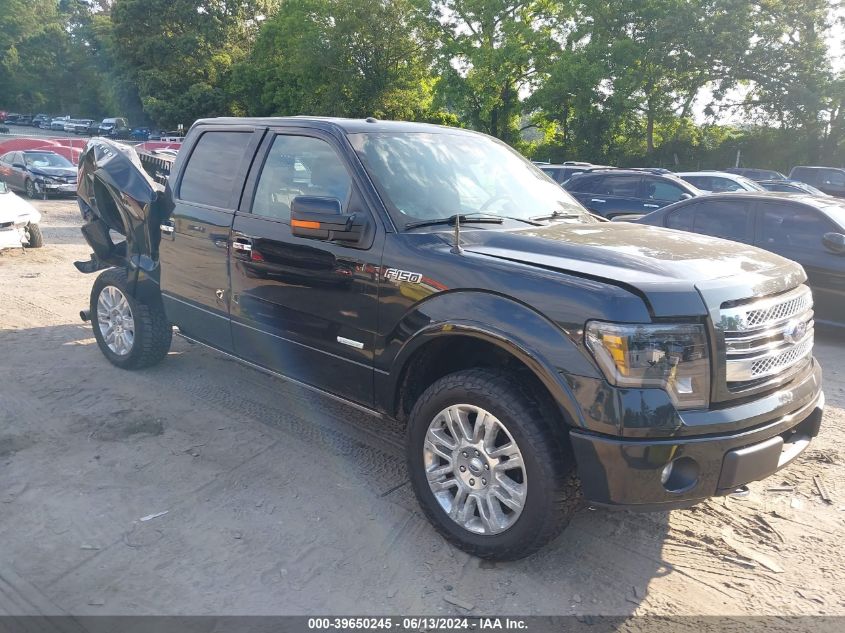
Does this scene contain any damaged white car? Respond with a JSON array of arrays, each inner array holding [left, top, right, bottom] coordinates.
[[0, 180, 43, 249]]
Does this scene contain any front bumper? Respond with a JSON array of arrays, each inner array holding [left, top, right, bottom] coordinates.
[[570, 360, 824, 509], [34, 179, 77, 195]]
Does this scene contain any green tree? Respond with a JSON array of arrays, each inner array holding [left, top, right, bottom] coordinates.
[[110, 0, 277, 127], [234, 0, 441, 121], [432, 0, 560, 144]]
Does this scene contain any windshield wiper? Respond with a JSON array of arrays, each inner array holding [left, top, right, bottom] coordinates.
[[405, 213, 543, 230], [530, 210, 585, 222], [405, 213, 504, 230]]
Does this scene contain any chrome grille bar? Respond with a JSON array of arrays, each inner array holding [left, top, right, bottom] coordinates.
[[721, 285, 814, 389]]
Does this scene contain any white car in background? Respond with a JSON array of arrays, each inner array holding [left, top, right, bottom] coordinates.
[[677, 171, 766, 193], [0, 180, 43, 249]]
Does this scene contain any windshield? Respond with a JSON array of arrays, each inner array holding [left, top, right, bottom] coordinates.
[[0, 181, 8, 194], [347, 131, 593, 228], [24, 153, 73, 168]]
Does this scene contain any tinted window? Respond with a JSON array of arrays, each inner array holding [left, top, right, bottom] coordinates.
[[593, 175, 640, 197], [252, 135, 352, 222], [821, 170, 845, 187], [791, 168, 816, 184], [643, 177, 687, 201], [692, 199, 750, 241], [665, 205, 695, 230], [179, 131, 253, 207], [760, 203, 836, 250], [566, 174, 602, 193], [540, 167, 562, 182], [0, 153, 10, 164]]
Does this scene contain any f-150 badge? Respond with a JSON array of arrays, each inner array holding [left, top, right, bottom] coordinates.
[[384, 268, 423, 283]]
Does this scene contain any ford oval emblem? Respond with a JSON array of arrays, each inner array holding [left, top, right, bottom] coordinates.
[[784, 320, 808, 344]]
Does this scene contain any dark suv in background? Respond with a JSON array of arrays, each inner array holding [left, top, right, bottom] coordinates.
[[789, 166, 845, 198], [564, 169, 701, 218], [538, 162, 609, 184]]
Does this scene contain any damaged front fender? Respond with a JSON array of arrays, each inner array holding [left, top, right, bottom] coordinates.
[[76, 138, 171, 276]]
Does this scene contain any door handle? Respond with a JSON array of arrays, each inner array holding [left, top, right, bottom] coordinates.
[[591, 198, 606, 203], [643, 203, 659, 208]]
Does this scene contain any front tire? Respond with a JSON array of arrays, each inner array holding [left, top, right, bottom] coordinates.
[[407, 369, 581, 560], [24, 223, 43, 248], [90, 268, 172, 369], [25, 179, 38, 199]]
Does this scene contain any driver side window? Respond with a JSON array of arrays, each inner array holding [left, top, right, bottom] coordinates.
[[252, 135, 352, 222]]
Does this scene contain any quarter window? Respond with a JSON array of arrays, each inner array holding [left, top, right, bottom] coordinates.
[[179, 131, 253, 207], [251, 135, 352, 222]]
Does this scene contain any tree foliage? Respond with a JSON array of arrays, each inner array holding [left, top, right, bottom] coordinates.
[[0, 0, 842, 167]]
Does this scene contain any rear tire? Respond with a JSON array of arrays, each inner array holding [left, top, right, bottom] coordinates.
[[407, 368, 581, 560], [90, 268, 172, 369]]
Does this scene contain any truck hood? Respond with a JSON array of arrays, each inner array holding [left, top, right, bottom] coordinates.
[[459, 221, 806, 316]]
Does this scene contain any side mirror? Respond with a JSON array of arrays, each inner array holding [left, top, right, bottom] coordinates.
[[12, 163, 25, 169], [822, 232, 845, 254], [291, 196, 367, 243]]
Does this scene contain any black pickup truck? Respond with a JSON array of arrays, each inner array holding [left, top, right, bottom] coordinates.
[[74, 118, 824, 560]]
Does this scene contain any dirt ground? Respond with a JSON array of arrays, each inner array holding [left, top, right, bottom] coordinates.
[[1, 198, 844, 617]]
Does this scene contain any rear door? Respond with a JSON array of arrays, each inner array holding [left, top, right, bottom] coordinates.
[[569, 174, 643, 218], [158, 126, 263, 352], [229, 128, 382, 405], [753, 200, 845, 323]]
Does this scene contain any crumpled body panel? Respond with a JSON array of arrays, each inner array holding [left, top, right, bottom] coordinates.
[[77, 138, 169, 274]]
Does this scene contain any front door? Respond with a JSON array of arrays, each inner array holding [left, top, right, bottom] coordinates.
[[158, 126, 263, 351], [229, 129, 382, 405], [754, 201, 845, 324]]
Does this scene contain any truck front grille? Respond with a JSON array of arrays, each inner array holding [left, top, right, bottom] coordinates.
[[721, 285, 814, 390]]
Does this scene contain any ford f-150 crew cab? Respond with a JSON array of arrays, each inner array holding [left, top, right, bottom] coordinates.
[[74, 118, 824, 560]]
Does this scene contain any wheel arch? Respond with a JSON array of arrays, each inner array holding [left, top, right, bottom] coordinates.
[[381, 292, 597, 431]]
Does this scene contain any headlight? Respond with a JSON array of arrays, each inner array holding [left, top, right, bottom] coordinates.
[[585, 321, 710, 409]]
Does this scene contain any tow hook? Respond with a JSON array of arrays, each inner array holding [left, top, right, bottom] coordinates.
[[80, 309, 91, 322]]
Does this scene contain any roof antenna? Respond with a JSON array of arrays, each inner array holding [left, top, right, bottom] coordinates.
[[451, 215, 463, 254]]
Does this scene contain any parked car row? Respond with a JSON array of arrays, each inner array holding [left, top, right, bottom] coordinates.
[[0, 112, 132, 138], [537, 163, 845, 221]]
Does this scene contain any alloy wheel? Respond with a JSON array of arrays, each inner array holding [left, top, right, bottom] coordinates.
[[96, 285, 135, 356], [423, 404, 527, 535]]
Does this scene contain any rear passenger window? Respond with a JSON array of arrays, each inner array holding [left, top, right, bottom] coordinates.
[[595, 175, 640, 197], [179, 131, 253, 207], [759, 203, 835, 250], [251, 135, 352, 222], [692, 200, 750, 241]]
